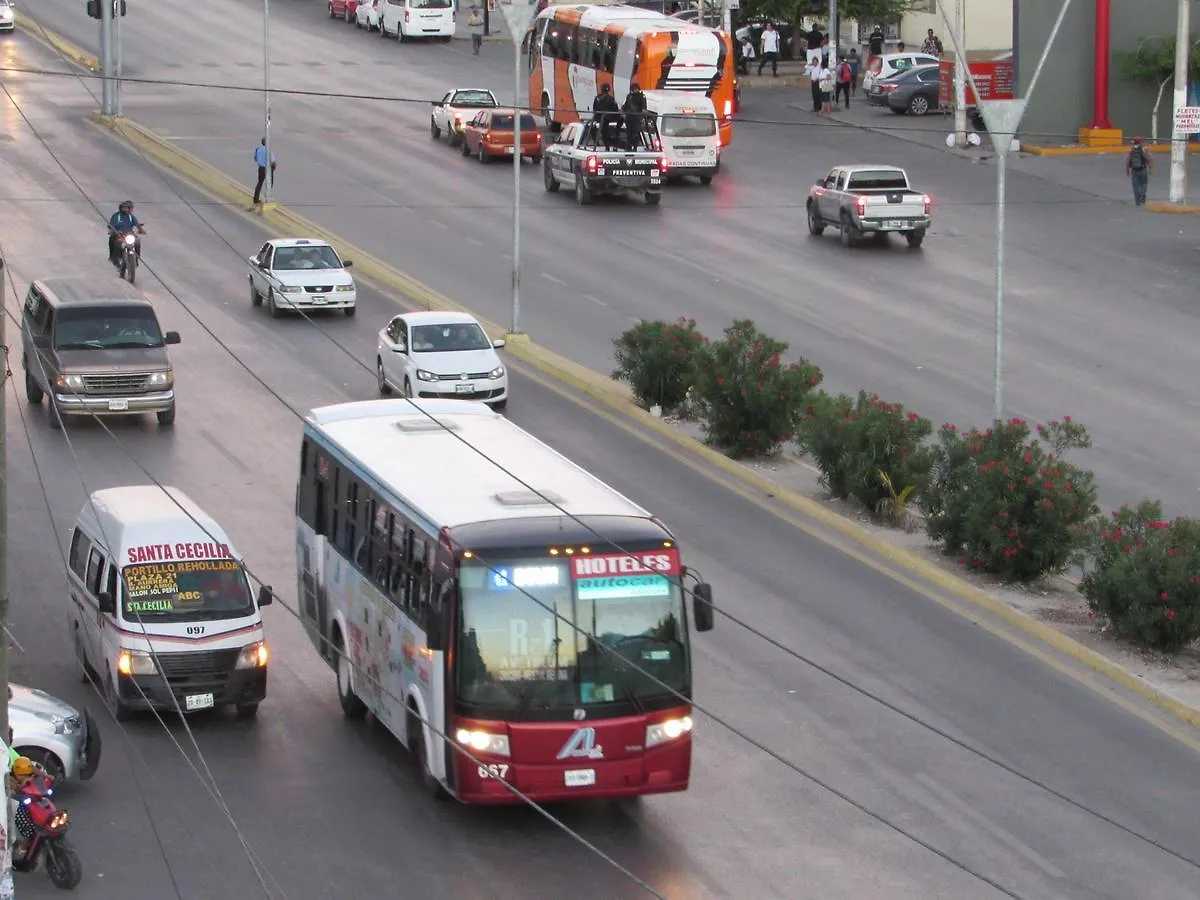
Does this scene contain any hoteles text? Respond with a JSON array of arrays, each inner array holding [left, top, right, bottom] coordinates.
[[127, 542, 234, 564], [570, 550, 680, 578]]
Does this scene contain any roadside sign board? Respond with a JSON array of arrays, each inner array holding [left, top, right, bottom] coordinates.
[[1174, 106, 1200, 134]]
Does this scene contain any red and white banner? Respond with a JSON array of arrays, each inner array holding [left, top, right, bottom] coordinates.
[[570, 549, 680, 579]]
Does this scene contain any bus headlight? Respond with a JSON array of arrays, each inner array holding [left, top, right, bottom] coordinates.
[[235, 641, 269, 669], [117, 649, 156, 676], [455, 728, 510, 756], [645, 715, 692, 749]]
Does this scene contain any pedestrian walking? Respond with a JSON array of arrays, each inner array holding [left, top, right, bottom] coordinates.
[[468, 5, 484, 54], [1126, 137, 1152, 205], [252, 138, 276, 206], [835, 56, 853, 108], [846, 47, 860, 96], [758, 22, 780, 77]]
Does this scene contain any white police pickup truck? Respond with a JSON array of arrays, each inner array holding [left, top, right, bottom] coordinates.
[[807, 165, 932, 248], [542, 119, 666, 207]]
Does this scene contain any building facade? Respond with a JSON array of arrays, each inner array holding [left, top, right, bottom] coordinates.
[[902, 0, 1013, 54]]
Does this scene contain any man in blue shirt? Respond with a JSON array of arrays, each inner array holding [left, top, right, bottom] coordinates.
[[253, 138, 277, 206], [107, 200, 143, 264]]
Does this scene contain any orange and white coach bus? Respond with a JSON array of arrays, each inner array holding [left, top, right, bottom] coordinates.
[[528, 4, 737, 147]]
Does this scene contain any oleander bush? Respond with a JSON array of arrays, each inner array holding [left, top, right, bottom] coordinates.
[[922, 417, 1099, 582], [693, 319, 823, 458], [1080, 501, 1200, 652], [612, 317, 708, 413], [798, 391, 933, 522]]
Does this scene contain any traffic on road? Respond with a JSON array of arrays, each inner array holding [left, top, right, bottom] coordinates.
[[1, 6, 1200, 899]]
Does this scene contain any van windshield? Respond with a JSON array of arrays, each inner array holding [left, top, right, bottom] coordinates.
[[54, 305, 164, 350], [412, 0, 451, 8], [122, 560, 255, 621], [661, 113, 717, 137]]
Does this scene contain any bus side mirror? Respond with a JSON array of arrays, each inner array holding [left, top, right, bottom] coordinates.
[[257, 585, 274, 607], [692, 583, 714, 632], [97, 591, 116, 615]]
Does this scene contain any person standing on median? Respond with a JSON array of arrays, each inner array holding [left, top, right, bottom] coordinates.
[[1126, 137, 1152, 206], [758, 22, 780, 77], [252, 138, 277, 207], [468, 5, 484, 55]]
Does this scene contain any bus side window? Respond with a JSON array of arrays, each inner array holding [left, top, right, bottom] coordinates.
[[543, 24, 558, 59], [85, 549, 104, 597], [341, 477, 359, 556], [388, 520, 408, 601], [68, 529, 92, 580], [329, 463, 341, 546], [557, 24, 575, 62], [573, 26, 591, 66], [371, 509, 391, 587]]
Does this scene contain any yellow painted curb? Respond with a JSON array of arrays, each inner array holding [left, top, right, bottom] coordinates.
[[1024, 142, 1200, 157], [15, 14, 101, 72], [1144, 201, 1200, 214], [89, 117, 1200, 733]]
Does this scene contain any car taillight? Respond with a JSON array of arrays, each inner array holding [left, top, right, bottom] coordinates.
[[856, 196, 867, 216], [880, 84, 899, 93], [585, 155, 598, 173], [922, 194, 932, 215]]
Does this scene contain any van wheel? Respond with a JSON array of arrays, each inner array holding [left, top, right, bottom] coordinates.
[[24, 369, 43, 405], [106, 674, 133, 722], [699, 175, 713, 185], [157, 404, 176, 426], [407, 708, 449, 799], [74, 629, 90, 684], [379, 18, 387, 36], [543, 160, 559, 192], [335, 631, 367, 718], [398, 26, 407, 42]]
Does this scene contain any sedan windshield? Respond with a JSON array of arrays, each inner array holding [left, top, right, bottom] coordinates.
[[411, 322, 490, 352], [53, 305, 164, 350], [273, 245, 342, 271], [122, 559, 255, 622], [488, 114, 538, 131], [452, 90, 495, 106]]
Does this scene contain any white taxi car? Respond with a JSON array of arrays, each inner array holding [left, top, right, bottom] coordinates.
[[376, 310, 508, 410], [248, 238, 357, 318], [0, 0, 14, 33]]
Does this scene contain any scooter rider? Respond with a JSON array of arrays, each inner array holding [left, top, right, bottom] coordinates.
[[107, 201, 145, 266]]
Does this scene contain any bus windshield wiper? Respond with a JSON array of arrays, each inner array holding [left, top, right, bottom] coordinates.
[[616, 678, 644, 715]]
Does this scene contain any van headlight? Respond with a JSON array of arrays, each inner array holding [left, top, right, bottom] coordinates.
[[147, 370, 173, 387], [55, 374, 84, 390], [117, 649, 156, 676], [488, 365, 505, 380], [454, 728, 510, 756], [235, 641, 269, 669], [416, 369, 438, 382], [645, 715, 692, 749]]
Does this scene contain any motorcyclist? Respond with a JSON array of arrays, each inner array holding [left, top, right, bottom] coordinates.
[[107, 200, 145, 266], [592, 84, 620, 150], [8, 755, 48, 860], [622, 82, 647, 150]]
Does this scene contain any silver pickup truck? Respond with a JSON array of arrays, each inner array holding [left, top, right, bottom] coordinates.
[[542, 120, 666, 206], [807, 165, 931, 248]]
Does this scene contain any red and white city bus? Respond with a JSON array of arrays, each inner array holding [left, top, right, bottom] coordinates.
[[295, 399, 715, 803]]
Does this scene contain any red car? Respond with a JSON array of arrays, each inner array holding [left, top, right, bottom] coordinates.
[[328, 0, 360, 22], [460, 108, 543, 164]]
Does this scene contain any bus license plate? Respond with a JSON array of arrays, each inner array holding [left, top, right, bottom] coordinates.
[[185, 693, 214, 711], [455, 383, 474, 394], [108, 399, 129, 411], [564, 769, 595, 787]]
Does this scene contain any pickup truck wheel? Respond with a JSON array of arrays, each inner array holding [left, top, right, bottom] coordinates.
[[543, 160, 559, 192], [806, 202, 825, 236], [839, 212, 857, 248], [906, 230, 926, 249], [645, 191, 662, 206], [430, 119, 440, 140], [908, 95, 931, 116], [575, 175, 591, 206]]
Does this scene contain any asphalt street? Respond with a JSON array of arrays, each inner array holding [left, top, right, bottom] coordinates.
[[14, 0, 1200, 517], [3, 31, 1200, 900]]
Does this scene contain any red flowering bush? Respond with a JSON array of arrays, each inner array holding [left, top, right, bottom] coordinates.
[[1080, 501, 1200, 652], [922, 417, 1098, 582], [612, 317, 708, 412], [694, 320, 823, 458], [798, 391, 933, 514]]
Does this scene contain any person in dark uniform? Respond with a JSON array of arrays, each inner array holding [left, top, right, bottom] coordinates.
[[592, 83, 620, 150], [622, 82, 648, 150]]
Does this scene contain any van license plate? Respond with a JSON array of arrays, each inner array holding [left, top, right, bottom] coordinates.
[[454, 383, 474, 394], [564, 769, 595, 787], [185, 693, 214, 711], [108, 399, 129, 411]]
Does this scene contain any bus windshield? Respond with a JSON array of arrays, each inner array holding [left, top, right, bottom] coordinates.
[[122, 559, 255, 621], [455, 555, 689, 714]]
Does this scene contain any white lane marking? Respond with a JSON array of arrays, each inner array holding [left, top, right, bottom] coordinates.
[[465, 236, 483, 246], [541, 272, 566, 286], [583, 293, 607, 307], [431, 220, 448, 230]]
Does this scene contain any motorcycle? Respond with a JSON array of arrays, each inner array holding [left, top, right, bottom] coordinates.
[[11, 773, 83, 889], [112, 229, 142, 284]]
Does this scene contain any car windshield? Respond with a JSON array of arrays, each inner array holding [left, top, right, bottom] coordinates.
[[489, 114, 538, 131], [661, 113, 717, 137], [455, 556, 689, 714], [122, 559, 255, 622], [452, 90, 496, 107], [410, 322, 490, 352], [53, 305, 164, 350], [272, 245, 342, 271]]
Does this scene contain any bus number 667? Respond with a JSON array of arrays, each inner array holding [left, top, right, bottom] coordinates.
[[477, 764, 509, 780]]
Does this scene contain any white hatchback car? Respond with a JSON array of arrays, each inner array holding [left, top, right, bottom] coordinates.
[[355, 0, 381, 30], [377, 311, 508, 409], [248, 238, 357, 318], [862, 52, 941, 91]]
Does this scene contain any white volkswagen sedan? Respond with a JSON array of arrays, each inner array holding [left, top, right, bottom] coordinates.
[[377, 311, 508, 410], [248, 238, 357, 318]]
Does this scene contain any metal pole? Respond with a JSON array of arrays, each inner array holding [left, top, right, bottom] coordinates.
[[828, 0, 837, 83], [0, 254, 9, 900], [113, 0, 123, 116], [953, 0, 967, 144], [1170, 0, 1190, 204], [264, 0, 273, 203], [993, 149, 1007, 420], [510, 34, 522, 334], [99, 0, 114, 115]]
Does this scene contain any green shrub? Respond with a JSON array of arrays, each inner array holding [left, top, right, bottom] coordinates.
[[694, 320, 822, 458], [798, 391, 933, 518], [922, 417, 1098, 582], [1080, 501, 1200, 652], [612, 318, 708, 412]]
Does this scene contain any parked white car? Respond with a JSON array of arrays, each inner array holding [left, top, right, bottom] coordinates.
[[376, 311, 508, 409], [9, 683, 101, 783], [861, 52, 940, 91], [355, 0, 381, 30], [248, 239, 357, 318]]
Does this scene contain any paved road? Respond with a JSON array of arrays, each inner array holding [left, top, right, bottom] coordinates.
[[18, 0, 1200, 517], [4, 33, 1200, 900]]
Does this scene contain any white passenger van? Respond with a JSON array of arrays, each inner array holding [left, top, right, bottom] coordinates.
[[379, 0, 454, 41], [642, 90, 721, 185], [68, 486, 272, 721]]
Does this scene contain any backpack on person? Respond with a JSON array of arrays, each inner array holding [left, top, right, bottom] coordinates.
[[838, 62, 852, 83], [1130, 146, 1147, 171]]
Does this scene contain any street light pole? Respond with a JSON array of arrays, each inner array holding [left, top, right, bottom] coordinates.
[[1170, 0, 1190, 204], [952, 0, 967, 145], [510, 23, 522, 334], [828, 0, 838, 85], [264, 0, 274, 204], [113, 0, 123, 116], [99, 0, 114, 114]]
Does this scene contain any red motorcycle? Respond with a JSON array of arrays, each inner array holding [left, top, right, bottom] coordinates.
[[11, 773, 83, 889]]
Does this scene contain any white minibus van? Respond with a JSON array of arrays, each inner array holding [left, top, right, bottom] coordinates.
[[642, 90, 721, 185], [379, 0, 454, 41], [68, 485, 272, 721]]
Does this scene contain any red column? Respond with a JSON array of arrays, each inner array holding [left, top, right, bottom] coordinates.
[[1090, 0, 1112, 128]]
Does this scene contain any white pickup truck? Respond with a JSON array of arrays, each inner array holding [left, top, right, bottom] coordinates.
[[430, 88, 498, 146], [807, 165, 932, 248]]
